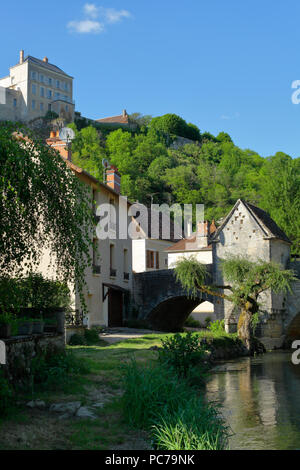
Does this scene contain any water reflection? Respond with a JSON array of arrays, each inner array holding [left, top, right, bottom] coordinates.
[[205, 351, 300, 450]]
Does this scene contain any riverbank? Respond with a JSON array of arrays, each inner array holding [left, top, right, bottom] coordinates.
[[0, 330, 245, 450]]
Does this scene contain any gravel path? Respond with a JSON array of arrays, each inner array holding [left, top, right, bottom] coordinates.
[[99, 327, 163, 345]]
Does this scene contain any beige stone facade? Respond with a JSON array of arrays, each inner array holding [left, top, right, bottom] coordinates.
[[0, 50, 74, 122]]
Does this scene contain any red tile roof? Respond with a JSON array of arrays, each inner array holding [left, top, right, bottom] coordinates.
[[96, 110, 129, 124]]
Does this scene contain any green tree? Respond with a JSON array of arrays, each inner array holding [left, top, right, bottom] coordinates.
[[259, 152, 300, 255], [0, 122, 94, 310], [175, 256, 295, 354], [71, 124, 106, 180]]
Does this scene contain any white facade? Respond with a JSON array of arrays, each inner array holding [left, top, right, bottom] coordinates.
[[0, 51, 74, 122], [132, 238, 173, 273]]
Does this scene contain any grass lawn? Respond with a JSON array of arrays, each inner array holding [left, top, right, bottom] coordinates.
[[0, 330, 237, 450]]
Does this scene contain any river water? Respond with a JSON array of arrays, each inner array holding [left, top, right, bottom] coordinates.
[[205, 351, 300, 450]]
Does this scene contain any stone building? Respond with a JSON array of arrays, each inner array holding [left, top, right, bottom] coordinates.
[[211, 199, 292, 346], [0, 50, 74, 122]]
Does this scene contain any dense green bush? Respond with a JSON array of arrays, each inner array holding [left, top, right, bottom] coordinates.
[[158, 332, 206, 378], [0, 273, 71, 315], [149, 114, 201, 141], [207, 319, 225, 333], [31, 351, 90, 390]]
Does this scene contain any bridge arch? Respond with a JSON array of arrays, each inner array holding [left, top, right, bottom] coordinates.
[[146, 294, 214, 331], [132, 267, 214, 332]]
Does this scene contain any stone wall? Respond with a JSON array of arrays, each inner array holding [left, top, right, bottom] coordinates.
[[2, 333, 65, 387]]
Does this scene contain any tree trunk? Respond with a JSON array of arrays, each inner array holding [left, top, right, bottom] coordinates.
[[238, 308, 254, 353]]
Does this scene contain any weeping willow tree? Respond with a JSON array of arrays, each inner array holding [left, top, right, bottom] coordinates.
[[0, 121, 94, 311], [175, 256, 296, 354]]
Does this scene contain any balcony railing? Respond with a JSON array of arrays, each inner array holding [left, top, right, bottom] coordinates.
[[124, 272, 129, 280], [110, 268, 117, 277], [65, 309, 84, 327]]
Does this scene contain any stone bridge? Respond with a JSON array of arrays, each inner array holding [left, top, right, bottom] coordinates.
[[132, 266, 214, 331], [132, 262, 300, 349]]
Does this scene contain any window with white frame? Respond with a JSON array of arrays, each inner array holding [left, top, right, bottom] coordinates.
[[32, 99, 36, 109], [40, 87, 44, 97], [32, 84, 36, 95]]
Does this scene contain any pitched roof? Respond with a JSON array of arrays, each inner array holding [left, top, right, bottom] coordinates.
[[212, 199, 291, 244], [166, 221, 216, 252], [23, 56, 72, 78], [96, 111, 129, 124]]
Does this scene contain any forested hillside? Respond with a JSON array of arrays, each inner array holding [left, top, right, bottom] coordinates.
[[68, 113, 300, 255]]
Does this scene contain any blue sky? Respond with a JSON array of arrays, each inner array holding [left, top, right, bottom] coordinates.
[[1, 1, 300, 158]]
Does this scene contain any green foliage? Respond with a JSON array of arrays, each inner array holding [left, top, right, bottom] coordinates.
[[0, 311, 16, 325], [69, 328, 102, 346], [207, 319, 225, 333], [0, 122, 93, 312], [31, 351, 90, 391], [0, 370, 13, 416], [175, 257, 207, 297], [184, 316, 201, 328], [220, 255, 296, 306], [66, 111, 300, 253], [0, 274, 71, 313], [149, 114, 201, 141], [158, 332, 206, 378], [122, 359, 229, 450], [152, 397, 229, 450]]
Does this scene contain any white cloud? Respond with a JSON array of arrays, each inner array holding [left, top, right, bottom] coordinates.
[[220, 112, 240, 120], [67, 19, 104, 34], [83, 3, 99, 19], [67, 4, 132, 34], [101, 7, 131, 24]]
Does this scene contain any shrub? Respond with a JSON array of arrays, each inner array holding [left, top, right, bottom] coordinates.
[[31, 350, 90, 390], [68, 333, 86, 345], [207, 319, 225, 333], [158, 332, 205, 378], [184, 316, 201, 328]]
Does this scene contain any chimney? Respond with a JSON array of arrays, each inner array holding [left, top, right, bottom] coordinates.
[[196, 221, 210, 248], [43, 57, 48, 63], [106, 165, 121, 194], [46, 131, 69, 160], [122, 109, 127, 118], [19, 50, 24, 64]]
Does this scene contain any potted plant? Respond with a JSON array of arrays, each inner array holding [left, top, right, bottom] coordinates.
[[17, 317, 33, 335], [31, 317, 45, 334], [0, 312, 14, 338]]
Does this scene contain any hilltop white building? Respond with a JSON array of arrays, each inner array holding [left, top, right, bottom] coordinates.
[[0, 50, 74, 122]]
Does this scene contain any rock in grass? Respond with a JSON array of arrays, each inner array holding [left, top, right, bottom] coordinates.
[[75, 406, 97, 420], [50, 402, 81, 415], [26, 400, 46, 409]]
